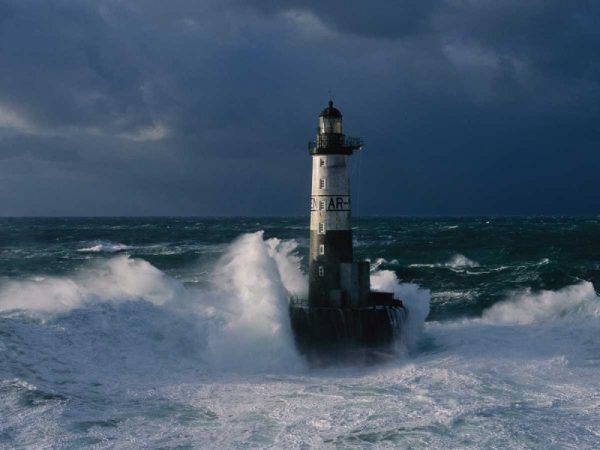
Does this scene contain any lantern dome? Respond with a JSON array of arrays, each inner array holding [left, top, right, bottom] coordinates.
[[319, 100, 342, 119]]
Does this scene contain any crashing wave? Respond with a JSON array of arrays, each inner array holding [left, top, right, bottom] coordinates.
[[482, 281, 600, 325], [1, 232, 430, 374]]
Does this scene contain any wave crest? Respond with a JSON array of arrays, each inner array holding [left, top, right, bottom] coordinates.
[[0, 232, 431, 373], [0, 256, 182, 313], [446, 254, 479, 268], [482, 281, 600, 325], [206, 231, 304, 371], [0, 232, 307, 373], [409, 253, 479, 269], [77, 242, 133, 253]]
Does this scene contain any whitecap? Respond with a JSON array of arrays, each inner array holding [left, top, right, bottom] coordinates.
[[369, 258, 399, 271], [482, 281, 600, 325], [409, 253, 480, 269], [77, 241, 133, 253]]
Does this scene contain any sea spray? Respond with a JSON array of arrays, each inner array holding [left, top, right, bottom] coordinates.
[[0, 232, 432, 377], [445, 253, 479, 268], [482, 280, 600, 325], [4, 217, 600, 447], [0, 256, 183, 313], [206, 231, 305, 371], [0, 257, 206, 385], [370, 270, 431, 351], [0, 232, 309, 374], [265, 236, 308, 299]]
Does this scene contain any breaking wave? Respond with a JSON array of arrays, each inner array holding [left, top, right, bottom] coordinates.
[[371, 270, 431, 350], [1, 232, 306, 374], [482, 281, 600, 325], [3, 225, 600, 447], [446, 254, 480, 268], [203, 232, 305, 371], [0, 232, 429, 377], [369, 257, 399, 271], [0, 256, 183, 313]]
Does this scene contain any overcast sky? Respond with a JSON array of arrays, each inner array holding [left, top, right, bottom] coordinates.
[[0, 0, 599, 216]]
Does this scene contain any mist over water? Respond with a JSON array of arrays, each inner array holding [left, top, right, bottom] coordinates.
[[1, 217, 600, 448]]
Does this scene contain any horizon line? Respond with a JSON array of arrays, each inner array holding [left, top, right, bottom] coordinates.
[[1, 214, 599, 219]]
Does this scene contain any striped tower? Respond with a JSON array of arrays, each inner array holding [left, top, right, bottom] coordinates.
[[308, 101, 363, 308], [289, 100, 405, 359]]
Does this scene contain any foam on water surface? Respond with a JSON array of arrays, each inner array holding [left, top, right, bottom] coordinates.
[[1, 219, 600, 448]]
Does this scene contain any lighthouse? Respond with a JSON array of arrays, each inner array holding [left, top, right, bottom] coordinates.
[[289, 100, 406, 361], [308, 101, 366, 308]]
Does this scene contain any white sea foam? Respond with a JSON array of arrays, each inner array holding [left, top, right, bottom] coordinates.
[[0, 256, 182, 313], [2, 245, 600, 447], [1, 233, 425, 372], [369, 257, 399, 271], [265, 236, 307, 298], [370, 270, 430, 350], [17, 236, 600, 448], [409, 253, 479, 269], [432, 290, 478, 301], [204, 232, 304, 371], [77, 241, 133, 253], [482, 281, 600, 325], [446, 253, 479, 268], [0, 232, 309, 374]]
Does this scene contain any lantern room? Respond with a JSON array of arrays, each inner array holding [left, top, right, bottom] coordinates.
[[318, 101, 343, 134]]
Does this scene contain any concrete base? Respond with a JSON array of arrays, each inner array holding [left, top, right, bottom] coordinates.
[[288, 298, 406, 364]]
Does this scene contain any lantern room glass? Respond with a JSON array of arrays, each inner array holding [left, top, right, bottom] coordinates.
[[319, 117, 342, 134]]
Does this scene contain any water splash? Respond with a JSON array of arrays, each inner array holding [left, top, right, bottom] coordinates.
[[482, 281, 600, 325], [0, 232, 313, 375], [370, 270, 430, 350], [205, 231, 304, 371], [0, 231, 432, 377], [445, 254, 479, 268], [0, 256, 182, 313]]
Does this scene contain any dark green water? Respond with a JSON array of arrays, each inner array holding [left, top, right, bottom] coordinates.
[[2, 217, 599, 320]]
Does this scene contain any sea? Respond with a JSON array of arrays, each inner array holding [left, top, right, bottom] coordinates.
[[1, 217, 599, 448]]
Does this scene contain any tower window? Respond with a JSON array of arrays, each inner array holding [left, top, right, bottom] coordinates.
[[318, 266, 324, 277], [319, 178, 327, 189], [319, 200, 325, 211], [319, 159, 325, 167], [319, 244, 325, 255], [319, 222, 326, 234]]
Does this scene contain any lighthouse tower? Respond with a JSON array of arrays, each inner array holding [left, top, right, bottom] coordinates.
[[308, 101, 366, 308], [288, 100, 405, 360]]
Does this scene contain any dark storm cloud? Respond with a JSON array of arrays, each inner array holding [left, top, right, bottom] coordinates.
[[0, 0, 599, 215], [229, 0, 438, 39], [0, 1, 157, 136]]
